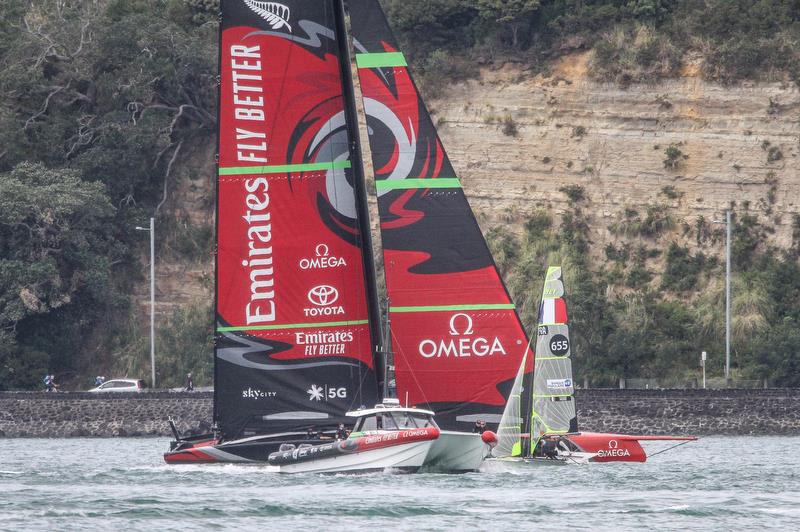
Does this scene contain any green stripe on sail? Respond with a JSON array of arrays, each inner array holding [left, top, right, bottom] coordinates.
[[536, 356, 569, 361], [532, 393, 573, 398], [356, 52, 407, 69], [218, 160, 351, 176], [375, 178, 461, 191], [217, 319, 369, 333], [391, 303, 516, 313]]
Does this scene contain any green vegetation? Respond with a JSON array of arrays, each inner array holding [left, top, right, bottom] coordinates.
[[2, 0, 799, 390], [502, 115, 520, 137], [488, 200, 800, 387], [663, 144, 688, 170], [384, 0, 800, 92], [0, 0, 215, 389]]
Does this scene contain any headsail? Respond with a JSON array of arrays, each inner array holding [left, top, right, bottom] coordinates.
[[215, 0, 379, 439], [530, 266, 578, 452], [348, 0, 531, 431], [493, 350, 531, 458]]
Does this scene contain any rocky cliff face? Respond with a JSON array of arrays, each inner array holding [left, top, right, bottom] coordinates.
[[151, 52, 800, 311], [433, 52, 799, 254]]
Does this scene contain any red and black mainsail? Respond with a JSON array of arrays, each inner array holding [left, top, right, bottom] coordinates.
[[348, 0, 532, 431], [215, 0, 380, 440]]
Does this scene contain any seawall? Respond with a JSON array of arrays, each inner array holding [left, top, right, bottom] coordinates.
[[1, 389, 798, 438]]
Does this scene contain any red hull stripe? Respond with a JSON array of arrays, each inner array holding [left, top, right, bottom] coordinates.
[[352, 427, 439, 452]]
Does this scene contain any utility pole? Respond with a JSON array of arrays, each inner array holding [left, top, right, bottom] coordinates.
[[725, 210, 731, 382], [701, 351, 707, 389], [713, 210, 732, 383], [135, 218, 156, 388]]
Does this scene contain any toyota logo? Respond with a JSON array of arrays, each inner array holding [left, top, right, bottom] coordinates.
[[308, 285, 339, 306]]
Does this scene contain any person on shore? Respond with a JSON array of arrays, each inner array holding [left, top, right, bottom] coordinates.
[[94, 376, 105, 387], [184, 372, 194, 392], [44, 374, 53, 392]]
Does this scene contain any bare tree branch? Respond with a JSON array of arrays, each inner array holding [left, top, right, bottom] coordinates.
[[156, 141, 183, 216], [24, 83, 69, 130]]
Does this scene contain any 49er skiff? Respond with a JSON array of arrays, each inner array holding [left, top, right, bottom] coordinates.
[[492, 267, 697, 464]]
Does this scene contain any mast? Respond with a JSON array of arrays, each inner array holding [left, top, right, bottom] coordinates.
[[332, 0, 384, 395]]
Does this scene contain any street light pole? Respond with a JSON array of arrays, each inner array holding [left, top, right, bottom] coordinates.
[[701, 351, 707, 389], [135, 218, 156, 388], [713, 210, 732, 383], [725, 210, 731, 382]]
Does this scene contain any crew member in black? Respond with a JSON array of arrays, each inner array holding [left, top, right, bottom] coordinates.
[[306, 426, 319, 440], [335, 423, 348, 441], [473, 420, 487, 434], [541, 437, 559, 459]]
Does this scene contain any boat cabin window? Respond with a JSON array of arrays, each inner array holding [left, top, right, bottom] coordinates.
[[352, 411, 437, 432], [388, 412, 436, 429]]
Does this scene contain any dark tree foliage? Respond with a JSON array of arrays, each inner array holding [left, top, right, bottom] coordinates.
[[384, 0, 800, 89], [0, 0, 216, 388]]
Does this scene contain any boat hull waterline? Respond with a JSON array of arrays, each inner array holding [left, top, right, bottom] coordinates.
[[165, 427, 440, 473], [422, 431, 489, 472]]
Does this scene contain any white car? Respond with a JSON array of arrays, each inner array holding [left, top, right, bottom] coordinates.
[[88, 379, 146, 393]]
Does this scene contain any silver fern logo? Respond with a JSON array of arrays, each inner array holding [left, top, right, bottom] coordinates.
[[243, 0, 292, 32]]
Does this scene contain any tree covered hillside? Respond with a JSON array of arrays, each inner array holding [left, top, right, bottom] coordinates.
[[1, 0, 799, 390]]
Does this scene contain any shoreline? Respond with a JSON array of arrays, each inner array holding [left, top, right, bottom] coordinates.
[[1, 389, 798, 438]]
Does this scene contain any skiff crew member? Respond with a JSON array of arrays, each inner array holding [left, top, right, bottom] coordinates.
[[541, 436, 558, 459], [335, 423, 348, 441], [473, 420, 487, 434], [306, 426, 320, 440]]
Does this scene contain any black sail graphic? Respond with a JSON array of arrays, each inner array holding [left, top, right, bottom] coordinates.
[[348, 0, 531, 431], [215, 0, 379, 439]]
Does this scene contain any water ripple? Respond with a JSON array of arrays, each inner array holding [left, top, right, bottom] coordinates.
[[1, 436, 799, 530]]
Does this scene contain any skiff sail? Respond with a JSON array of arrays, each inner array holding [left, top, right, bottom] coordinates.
[[495, 266, 577, 458], [348, 0, 532, 432]]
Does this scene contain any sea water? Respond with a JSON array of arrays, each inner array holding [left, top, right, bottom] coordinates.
[[1, 436, 798, 530]]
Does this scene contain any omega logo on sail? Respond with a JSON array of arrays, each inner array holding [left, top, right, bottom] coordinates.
[[299, 244, 348, 270], [418, 313, 507, 359]]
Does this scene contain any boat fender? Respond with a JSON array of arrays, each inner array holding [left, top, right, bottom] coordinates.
[[481, 431, 498, 447]]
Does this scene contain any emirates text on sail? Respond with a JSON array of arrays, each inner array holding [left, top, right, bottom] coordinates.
[[230, 43, 276, 325]]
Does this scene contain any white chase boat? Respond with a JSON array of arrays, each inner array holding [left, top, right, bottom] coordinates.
[[267, 401, 439, 474]]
